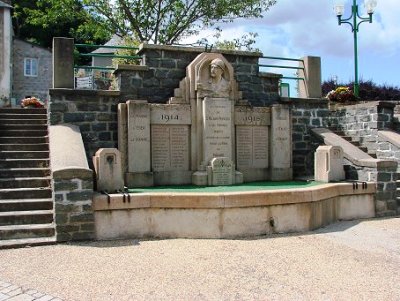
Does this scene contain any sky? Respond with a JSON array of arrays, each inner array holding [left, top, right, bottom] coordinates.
[[185, 0, 400, 96]]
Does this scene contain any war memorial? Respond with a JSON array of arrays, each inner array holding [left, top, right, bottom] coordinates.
[[1, 38, 399, 246]]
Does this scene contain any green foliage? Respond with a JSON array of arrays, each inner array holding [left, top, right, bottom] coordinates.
[[12, 0, 110, 48], [322, 80, 400, 101], [112, 37, 141, 66], [83, 0, 277, 45], [213, 32, 260, 52]]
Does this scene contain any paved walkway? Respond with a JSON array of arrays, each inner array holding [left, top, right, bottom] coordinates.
[[0, 217, 399, 301]]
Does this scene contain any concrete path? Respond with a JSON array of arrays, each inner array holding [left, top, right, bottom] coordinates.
[[0, 217, 399, 301]]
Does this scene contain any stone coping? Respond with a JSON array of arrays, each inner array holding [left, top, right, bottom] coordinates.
[[378, 130, 400, 149], [49, 124, 93, 177], [312, 128, 397, 169], [114, 65, 149, 74], [331, 101, 396, 110], [259, 72, 282, 78], [49, 88, 120, 97], [92, 182, 375, 211], [137, 43, 262, 57]]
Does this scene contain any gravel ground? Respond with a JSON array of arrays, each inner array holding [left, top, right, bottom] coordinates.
[[0, 217, 399, 301]]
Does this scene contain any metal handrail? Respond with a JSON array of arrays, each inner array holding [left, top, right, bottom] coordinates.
[[75, 44, 139, 50], [259, 64, 304, 70]]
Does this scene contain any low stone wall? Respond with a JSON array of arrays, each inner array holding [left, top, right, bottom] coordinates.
[[53, 170, 94, 241], [92, 183, 375, 239], [49, 124, 95, 241]]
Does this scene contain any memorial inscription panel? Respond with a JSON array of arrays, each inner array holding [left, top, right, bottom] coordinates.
[[236, 126, 269, 169], [210, 157, 234, 186], [235, 107, 270, 169], [151, 125, 189, 172], [203, 98, 233, 165]]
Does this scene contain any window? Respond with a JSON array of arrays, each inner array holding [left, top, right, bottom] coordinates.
[[24, 58, 38, 77]]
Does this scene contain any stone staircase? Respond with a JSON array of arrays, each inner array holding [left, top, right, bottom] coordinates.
[[331, 129, 377, 158], [0, 108, 56, 248]]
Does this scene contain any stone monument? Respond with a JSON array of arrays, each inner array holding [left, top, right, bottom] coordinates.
[[117, 52, 292, 187]]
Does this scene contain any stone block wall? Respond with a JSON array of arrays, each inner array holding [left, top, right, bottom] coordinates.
[[344, 160, 398, 216], [291, 98, 331, 177], [49, 89, 121, 168], [115, 44, 280, 106], [53, 170, 94, 241]]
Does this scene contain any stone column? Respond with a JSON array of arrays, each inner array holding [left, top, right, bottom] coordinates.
[[52, 37, 74, 89], [270, 104, 293, 180], [298, 56, 322, 99]]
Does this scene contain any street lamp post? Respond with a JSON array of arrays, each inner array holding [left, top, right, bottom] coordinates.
[[334, 0, 377, 98]]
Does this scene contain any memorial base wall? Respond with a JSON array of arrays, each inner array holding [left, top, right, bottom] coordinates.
[[93, 183, 375, 239]]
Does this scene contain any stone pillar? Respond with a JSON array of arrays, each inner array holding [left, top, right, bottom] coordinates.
[[270, 104, 292, 180], [52, 37, 74, 89], [298, 56, 322, 99]]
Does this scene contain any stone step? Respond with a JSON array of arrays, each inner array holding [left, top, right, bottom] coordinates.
[[0, 118, 47, 125], [0, 198, 53, 212], [0, 136, 48, 144], [0, 168, 51, 178], [0, 177, 51, 189], [0, 187, 52, 199], [0, 210, 54, 226], [0, 150, 49, 159], [0, 124, 48, 131], [0, 143, 49, 151], [0, 113, 47, 120], [0, 108, 47, 114], [0, 129, 48, 137], [0, 236, 56, 249], [0, 158, 49, 168], [0, 223, 55, 240]]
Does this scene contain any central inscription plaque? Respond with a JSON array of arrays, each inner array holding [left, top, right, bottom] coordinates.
[[203, 98, 232, 165]]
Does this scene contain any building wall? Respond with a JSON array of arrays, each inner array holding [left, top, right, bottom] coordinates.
[[12, 39, 52, 104], [0, 5, 12, 105]]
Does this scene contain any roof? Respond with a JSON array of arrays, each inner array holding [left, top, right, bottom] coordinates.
[[91, 35, 123, 54], [0, 1, 12, 8]]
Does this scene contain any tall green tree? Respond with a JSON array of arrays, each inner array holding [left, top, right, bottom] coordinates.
[[12, 0, 110, 48], [83, 0, 277, 45]]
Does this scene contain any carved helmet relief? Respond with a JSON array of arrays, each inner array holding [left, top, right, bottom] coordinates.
[[168, 53, 244, 104]]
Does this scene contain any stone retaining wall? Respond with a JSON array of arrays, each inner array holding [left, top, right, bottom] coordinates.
[[290, 98, 331, 177], [49, 89, 120, 167], [333, 101, 395, 155], [115, 44, 280, 106]]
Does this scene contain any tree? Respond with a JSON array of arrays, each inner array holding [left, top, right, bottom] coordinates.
[[12, 0, 110, 48], [83, 0, 277, 45]]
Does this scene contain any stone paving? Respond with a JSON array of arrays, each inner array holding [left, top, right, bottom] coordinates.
[[0, 217, 399, 300], [0, 281, 62, 301]]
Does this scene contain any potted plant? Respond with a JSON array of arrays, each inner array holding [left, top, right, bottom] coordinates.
[[20, 97, 45, 108]]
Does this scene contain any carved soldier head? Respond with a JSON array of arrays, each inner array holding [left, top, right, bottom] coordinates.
[[210, 58, 225, 80]]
